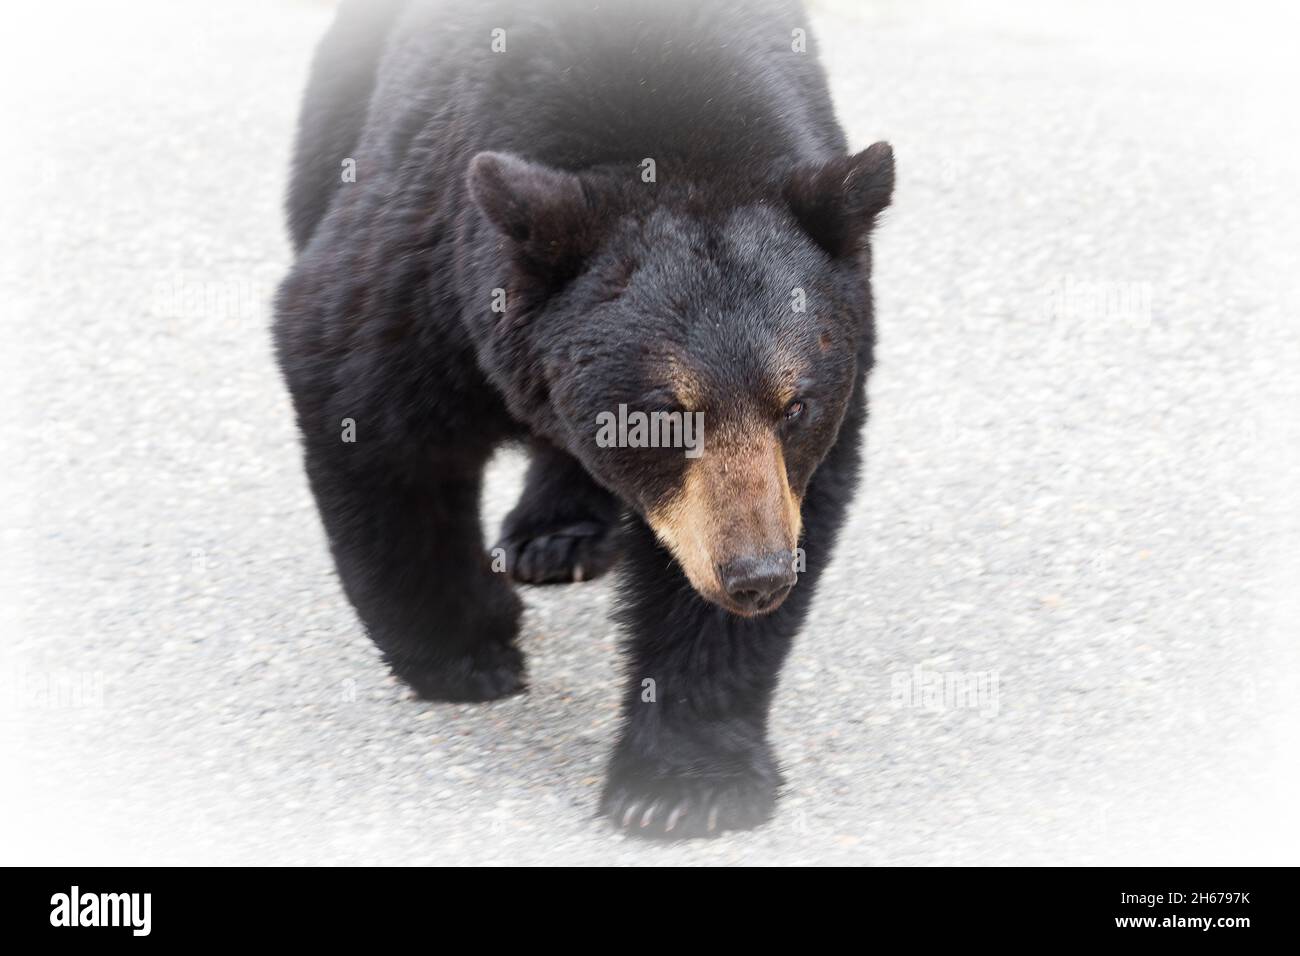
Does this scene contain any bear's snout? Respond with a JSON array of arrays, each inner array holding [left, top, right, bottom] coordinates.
[[646, 432, 802, 616], [718, 552, 798, 616]]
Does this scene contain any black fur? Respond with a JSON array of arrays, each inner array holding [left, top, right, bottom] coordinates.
[[274, 0, 893, 838]]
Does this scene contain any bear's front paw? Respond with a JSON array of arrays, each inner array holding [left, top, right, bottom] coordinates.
[[494, 519, 619, 585], [599, 764, 779, 840], [393, 640, 526, 703]]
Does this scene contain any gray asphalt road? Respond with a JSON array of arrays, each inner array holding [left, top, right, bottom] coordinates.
[[3, 0, 1298, 865]]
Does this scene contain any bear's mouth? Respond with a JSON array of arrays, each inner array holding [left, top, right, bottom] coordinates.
[[711, 579, 796, 618]]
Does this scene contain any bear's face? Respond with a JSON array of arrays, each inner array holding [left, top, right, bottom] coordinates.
[[469, 146, 893, 616]]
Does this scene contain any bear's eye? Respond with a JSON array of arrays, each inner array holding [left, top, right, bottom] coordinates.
[[784, 399, 807, 423], [651, 394, 686, 417]]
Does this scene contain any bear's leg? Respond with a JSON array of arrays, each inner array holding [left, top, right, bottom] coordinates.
[[600, 408, 863, 838], [494, 441, 623, 585], [306, 446, 525, 703]]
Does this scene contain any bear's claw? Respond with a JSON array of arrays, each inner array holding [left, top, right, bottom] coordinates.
[[494, 519, 619, 585], [600, 770, 778, 840]]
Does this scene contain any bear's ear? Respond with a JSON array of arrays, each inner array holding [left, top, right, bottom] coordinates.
[[784, 142, 894, 258], [468, 151, 602, 280]]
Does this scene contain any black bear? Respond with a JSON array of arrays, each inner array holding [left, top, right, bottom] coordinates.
[[275, 0, 893, 839]]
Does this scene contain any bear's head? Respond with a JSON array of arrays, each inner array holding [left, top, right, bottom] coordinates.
[[467, 144, 894, 616]]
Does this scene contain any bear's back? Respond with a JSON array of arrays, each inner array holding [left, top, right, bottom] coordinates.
[[361, 0, 844, 181]]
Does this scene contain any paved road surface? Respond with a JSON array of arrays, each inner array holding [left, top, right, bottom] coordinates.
[[2, 0, 1297, 864]]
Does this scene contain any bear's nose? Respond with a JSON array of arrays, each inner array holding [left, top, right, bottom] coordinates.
[[719, 552, 797, 614]]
